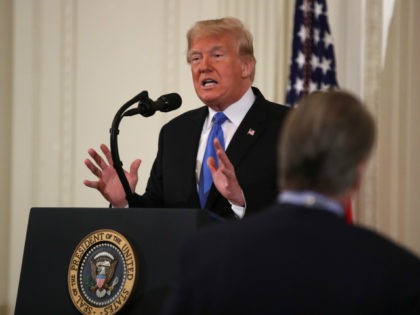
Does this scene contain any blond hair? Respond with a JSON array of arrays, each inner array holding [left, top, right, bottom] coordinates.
[[186, 17, 256, 80]]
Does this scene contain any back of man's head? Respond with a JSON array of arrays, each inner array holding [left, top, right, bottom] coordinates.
[[279, 90, 376, 198]]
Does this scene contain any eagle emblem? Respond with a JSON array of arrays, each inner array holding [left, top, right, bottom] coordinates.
[[68, 229, 138, 314], [90, 251, 119, 298]]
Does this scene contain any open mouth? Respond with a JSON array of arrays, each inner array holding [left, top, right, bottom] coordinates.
[[201, 78, 218, 87]]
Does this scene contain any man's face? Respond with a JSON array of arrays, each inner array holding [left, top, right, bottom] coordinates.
[[188, 34, 252, 111]]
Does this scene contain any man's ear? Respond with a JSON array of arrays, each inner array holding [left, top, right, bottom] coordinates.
[[340, 160, 368, 207], [353, 160, 369, 191], [240, 58, 254, 78]]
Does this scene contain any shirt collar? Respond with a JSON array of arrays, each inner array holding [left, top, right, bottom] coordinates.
[[206, 87, 255, 128], [278, 190, 344, 217]]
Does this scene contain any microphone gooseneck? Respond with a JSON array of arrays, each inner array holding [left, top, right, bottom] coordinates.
[[110, 91, 182, 206]]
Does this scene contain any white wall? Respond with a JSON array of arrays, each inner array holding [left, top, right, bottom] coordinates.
[[6, 1, 291, 313], [2, 0, 420, 314], [0, 0, 12, 313]]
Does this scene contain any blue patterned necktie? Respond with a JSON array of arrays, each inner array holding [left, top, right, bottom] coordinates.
[[198, 112, 228, 208]]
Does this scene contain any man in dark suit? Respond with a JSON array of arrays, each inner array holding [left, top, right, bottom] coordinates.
[[83, 17, 289, 219], [164, 90, 420, 314]]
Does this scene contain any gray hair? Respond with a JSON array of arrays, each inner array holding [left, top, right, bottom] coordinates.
[[279, 90, 376, 197]]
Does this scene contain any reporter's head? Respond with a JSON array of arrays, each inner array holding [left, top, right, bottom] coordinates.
[[279, 90, 376, 198]]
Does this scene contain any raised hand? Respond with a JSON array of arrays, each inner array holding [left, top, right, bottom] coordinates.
[[206, 138, 245, 206], [83, 144, 141, 207]]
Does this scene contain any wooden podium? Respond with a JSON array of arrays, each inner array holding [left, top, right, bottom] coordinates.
[[15, 207, 221, 314]]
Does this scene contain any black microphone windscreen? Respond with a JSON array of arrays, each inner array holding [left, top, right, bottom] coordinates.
[[159, 93, 182, 112]]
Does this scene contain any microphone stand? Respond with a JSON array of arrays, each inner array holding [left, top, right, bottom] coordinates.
[[109, 91, 154, 207]]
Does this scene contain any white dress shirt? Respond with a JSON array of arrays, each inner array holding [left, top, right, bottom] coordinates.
[[196, 87, 256, 219]]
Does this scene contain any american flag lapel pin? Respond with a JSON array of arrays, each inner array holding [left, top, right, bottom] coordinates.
[[247, 128, 255, 136]]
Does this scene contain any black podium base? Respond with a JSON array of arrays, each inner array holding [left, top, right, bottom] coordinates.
[[15, 207, 221, 314]]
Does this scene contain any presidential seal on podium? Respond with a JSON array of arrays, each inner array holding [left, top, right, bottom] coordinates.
[[68, 229, 138, 314]]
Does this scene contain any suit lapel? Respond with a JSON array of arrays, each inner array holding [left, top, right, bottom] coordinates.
[[206, 90, 269, 208], [225, 98, 267, 166], [183, 107, 208, 164], [184, 107, 208, 205]]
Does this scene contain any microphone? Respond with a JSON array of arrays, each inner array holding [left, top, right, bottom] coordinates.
[[153, 93, 182, 112], [110, 90, 182, 206], [124, 92, 182, 117]]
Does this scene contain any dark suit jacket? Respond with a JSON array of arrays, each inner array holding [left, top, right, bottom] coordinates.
[[164, 202, 420, 315], [130, 87, 289, 218]]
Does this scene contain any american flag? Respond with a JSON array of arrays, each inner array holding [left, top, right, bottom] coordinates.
[[285, 0, 353, 224], [285, 0, 339, 107]]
